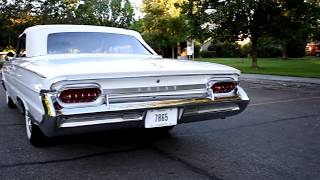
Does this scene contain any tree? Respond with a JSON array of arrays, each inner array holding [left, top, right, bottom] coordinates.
[[0, 0, 136, 49], [0, 0, 38, 49], [141, 0, 189, 58], [182, 0, 320, 65], [90, 0, 134, 28], [184, 0, 278, 68], [179, 0, 212, 42], [270, 0, 319, 59], [0, 0, 10, 49]]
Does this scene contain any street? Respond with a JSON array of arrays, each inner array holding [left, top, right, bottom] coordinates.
[[0, 79, 320, 180]]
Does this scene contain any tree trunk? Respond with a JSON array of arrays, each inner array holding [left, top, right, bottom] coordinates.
[[251, 37, 259, 69], [172, 46, 175, 59], [281, 44, 288, 59], [177, 43, 181, 56]]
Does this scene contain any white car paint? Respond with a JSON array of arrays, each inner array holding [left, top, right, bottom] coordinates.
[[1, 25, 249, 141]]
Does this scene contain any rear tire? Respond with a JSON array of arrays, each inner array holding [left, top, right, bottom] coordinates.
[[25, 110, 48, 147], [5, 92, 16, 109]]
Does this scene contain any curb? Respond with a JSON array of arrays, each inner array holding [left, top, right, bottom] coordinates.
[[242, 74, 320, 85]]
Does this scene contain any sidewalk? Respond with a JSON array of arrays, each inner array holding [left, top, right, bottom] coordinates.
[[242, 74, 320, 85]]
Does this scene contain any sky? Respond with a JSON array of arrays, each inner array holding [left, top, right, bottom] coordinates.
[[130, 0, 143, 19]]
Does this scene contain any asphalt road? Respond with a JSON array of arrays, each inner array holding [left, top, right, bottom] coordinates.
[[0, 79, 320, 180]]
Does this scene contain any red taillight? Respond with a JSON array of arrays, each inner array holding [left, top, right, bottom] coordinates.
[[211, 82, 237, 93], [59, 88, 101, 103]]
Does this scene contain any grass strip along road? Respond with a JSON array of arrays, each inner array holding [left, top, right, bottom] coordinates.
[[197, 57, 320, 78]]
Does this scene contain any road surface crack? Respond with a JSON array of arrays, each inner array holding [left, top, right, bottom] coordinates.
[[0, 146, 143, 169], [149, 145, 223, 180]]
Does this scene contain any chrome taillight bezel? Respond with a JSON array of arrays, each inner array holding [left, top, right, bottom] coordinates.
[[56, 83, 105, 108], [207, 78, 238, 99]]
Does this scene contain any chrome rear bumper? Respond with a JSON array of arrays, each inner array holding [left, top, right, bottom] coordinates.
[[39, 86, 249, 137]]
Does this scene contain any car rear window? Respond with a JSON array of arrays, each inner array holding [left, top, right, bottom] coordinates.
[[47, 32, 152, 55]]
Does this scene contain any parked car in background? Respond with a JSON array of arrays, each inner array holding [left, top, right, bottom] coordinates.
[[0, 52, 7, 61], [1, 25, 249, 146], [306, 42, 320, 56]]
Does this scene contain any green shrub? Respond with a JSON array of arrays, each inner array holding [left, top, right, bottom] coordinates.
[[257, 46, 282, 58], [256, 37, 282, 58], [207, 41, 241, 57], [240, 43, 251, 57], [287, 39, 306, 57], [200, 50, 216, 58]]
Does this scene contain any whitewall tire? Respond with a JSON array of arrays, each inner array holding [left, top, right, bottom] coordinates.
[[5, 92, 16, 109], [24, 109, 47, 147]]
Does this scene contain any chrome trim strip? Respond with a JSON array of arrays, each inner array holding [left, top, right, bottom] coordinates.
[[59, 111, 144, 128], [108, 89, 209, 103], [108, 94, 208, 103], [42, 93, 56, 117], [59, 116, 143, 128], [109, 89, 207, 98], [106, 84, 206, 95], [197, 106, 240, 114], [184, 106, 240, 115]]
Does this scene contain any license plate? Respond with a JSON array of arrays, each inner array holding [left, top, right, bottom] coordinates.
[[145, 108, 178, 128]]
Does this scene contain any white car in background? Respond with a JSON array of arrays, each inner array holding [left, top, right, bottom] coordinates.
[[1, 25, 249, 146]]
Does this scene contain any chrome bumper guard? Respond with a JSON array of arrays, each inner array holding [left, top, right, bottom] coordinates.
[[41, 86, 249, 130]]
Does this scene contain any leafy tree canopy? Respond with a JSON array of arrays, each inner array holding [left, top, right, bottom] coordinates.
[[140, 0, 189, 57], [181, 0, 320, 67], [0, 0, 135, 50]]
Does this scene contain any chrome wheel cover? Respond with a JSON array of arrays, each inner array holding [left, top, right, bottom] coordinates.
[[25, 111, 32, 139], [5, 92, 9, 105]]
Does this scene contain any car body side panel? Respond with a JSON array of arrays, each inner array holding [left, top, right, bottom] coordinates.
[[2, 60, 45, 122]]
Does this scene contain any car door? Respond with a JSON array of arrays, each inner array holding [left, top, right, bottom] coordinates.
[[4, 34, 26, 101]]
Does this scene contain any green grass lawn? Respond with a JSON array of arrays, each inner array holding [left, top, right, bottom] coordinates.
[[197, 57, 320, 78]]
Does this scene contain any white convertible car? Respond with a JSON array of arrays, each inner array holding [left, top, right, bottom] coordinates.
[[1, 25, 249, 146]]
